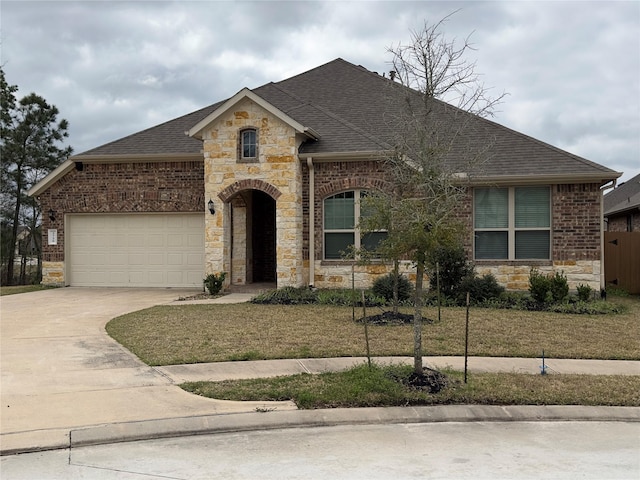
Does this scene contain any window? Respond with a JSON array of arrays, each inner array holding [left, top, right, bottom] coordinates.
[[239, 128, 257, 161], [323, 190, 387, 259], [474, 186, 550, 260]]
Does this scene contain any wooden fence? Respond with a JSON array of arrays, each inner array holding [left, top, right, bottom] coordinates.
[[604, 232, 640, 294]]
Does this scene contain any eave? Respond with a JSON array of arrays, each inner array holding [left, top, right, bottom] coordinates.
[[465, 172, 622, 187]]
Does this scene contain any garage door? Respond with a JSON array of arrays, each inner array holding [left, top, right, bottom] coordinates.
[[68, 214, 204, 287]]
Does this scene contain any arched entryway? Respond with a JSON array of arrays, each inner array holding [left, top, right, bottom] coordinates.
[[229, 189, 276, 285]]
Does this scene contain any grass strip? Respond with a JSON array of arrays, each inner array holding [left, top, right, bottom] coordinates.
[[180, 363, 640, 409]]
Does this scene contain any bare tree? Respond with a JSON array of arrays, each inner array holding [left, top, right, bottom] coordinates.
[[362, 12, 507, 377]]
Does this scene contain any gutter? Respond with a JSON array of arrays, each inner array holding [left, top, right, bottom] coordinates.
[[598, 179, 618, 293]]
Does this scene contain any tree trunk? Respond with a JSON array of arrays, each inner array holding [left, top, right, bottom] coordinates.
[[392, 259, 399, 315], [6, 184, 20, 285], [413, 261, 424, 375]]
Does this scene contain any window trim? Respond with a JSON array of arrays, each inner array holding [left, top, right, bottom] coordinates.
[[323, 189, 386, 260], [473, 186, 551, 261], [238, 128, 258, 163]]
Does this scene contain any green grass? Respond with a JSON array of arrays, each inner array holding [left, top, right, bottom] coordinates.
[[106, 295, 640, 366], [181, 363, 640, 408], [0, 284, 54, 296]]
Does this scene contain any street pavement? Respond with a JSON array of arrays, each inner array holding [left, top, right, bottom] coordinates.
[[1, 288, 639, 463], [2, 421, 639, 479]]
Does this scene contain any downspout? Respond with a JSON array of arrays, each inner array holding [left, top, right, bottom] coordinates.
[[307, 158, 315, 287], [600, 179, 617, 293]]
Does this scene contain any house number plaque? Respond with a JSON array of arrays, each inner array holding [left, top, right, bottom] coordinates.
[[48, 229, 58, 246]]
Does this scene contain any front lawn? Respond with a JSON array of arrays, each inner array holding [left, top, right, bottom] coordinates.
[[106, 295, 640, 366]]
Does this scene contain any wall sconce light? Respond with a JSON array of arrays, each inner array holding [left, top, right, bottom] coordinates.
[[207, 199, 215, 215], [48, 209, 56, 222]]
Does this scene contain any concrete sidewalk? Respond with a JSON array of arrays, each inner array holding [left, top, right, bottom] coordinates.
[[157, 355, 640, 383]]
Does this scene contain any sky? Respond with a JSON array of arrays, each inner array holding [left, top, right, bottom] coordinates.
[[1, 1, 639, 184]]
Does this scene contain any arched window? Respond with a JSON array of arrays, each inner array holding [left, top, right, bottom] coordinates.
[[239, 128, 258, 162], [323, 190, 387, 259]]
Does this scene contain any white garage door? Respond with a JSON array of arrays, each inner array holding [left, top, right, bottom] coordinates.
[[68, 214, 204, 287]]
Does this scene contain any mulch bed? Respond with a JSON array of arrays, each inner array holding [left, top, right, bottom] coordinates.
[[357, 311, 434, 325]]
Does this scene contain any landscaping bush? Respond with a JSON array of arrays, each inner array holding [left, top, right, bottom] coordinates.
[[372, 273, 413, 303], [576, 283, 593, 302], [427, 244, 474, 298], [251, 287, 386, 307], [251, 286, 317, 304], [529, 269, 569, 304], [550, 271, 569, 302], [203, 272, 226, 295], [458, 273, 505, 305]]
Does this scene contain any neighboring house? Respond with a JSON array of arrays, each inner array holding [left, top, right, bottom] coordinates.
[[604, 173, 640, 232], [29, 58, 620, 291]]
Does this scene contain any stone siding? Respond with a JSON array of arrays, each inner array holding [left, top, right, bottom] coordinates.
[[202, 98, 303, 287]]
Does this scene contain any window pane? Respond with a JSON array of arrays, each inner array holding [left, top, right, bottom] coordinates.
[[474, 188, 508, 228], [324, 192, 355, 229], [475, 231, 508, 259], [515, 186, 550, 228], [325, 232, 354, 259], [515, 231, 550, 259], [361, 231, 387, 252], [242, 130, 256, 158]]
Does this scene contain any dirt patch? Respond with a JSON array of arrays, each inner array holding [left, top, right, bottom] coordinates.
[[386, 366, 450, 393], [357, 311, 434, 325]]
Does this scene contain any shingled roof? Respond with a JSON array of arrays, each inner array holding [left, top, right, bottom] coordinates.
[[604, 173, 640, 216], [76, 58, 619, 183]]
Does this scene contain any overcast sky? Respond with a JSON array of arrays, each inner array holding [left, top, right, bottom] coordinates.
[[1, 1, 638, 183]]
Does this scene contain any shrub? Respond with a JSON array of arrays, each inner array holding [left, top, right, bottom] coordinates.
[[549, 271, 569, 303], [576, 284, 594, 302], [251, 286, 317, 305], [458, 273, 505, 305], [372, 273, 413, 303], [529, 269, 569, 304], [203, 272, 226, 295], [528, 268, 551, 304], [427, 244, 474, 299]]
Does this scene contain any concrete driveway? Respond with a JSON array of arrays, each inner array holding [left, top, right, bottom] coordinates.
[[0, 288, 295, 454]]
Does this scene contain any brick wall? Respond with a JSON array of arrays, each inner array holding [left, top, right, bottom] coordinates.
[[39, 160, 204, 263], [306, 171, 604, 290], [607, 212, 640, 232], [475, 183, 603, 290], [552, 183, 602, 261], [305, 160, 391, 260]]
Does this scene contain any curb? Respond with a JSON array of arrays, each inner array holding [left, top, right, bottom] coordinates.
[[3, 405, 639, 456], [67, 405, 639, 449]]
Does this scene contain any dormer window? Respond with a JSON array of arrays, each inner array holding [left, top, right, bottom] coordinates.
[[239, 128, 258, 162]]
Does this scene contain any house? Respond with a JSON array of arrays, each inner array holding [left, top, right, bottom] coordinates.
[[604, 173, 640, 232], [29, 58, 620, 291]]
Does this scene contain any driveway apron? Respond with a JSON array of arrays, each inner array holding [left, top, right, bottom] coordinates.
[[0, 288, 295, 454]]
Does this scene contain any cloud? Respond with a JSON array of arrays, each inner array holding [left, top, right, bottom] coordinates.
[[1, 0, 638, 181]]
